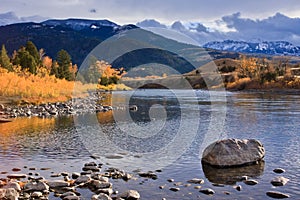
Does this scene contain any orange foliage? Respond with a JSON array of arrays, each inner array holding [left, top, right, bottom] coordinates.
[[0, 67, 95, 104]]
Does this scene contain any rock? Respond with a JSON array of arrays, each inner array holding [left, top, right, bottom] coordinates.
[[169, 187, 180, 192], [11, 168, 21, 172], [194, 186, 202, 189], [4, 188, 19, 200], [187, 178, 204, 184], [243, 179, 258, 185], [61, 172, 69, 177], [7, 174, 27, 179], [92, 193, 112, 200], [138, 172, 157, 180], [47, 180, 70, 188], [167, 179, 174, 182], [60, 192, 76, 198], [0, 189, 5, 199], [119, 190, 140, 200], [90, 180, 112, 189], [95, 188, 113, 196], [31, 191, 43, 198], [199, 188, 215, 195], [233, 185, 242, 191], [63, 196, 80, 200], [271, 176, 289, 186], [84, 162, 97, 167], [159, 185, 165, 189], [24, 181, 49, 192], [202, 139, 265, 167], [71, 172, 80, 179], [273, 168, 285, 174], [266, 191, 290, 199], [82, 165, 100, 172], [122, 173, 133, 181], [75, 175, 91, 184], [4, 182, 21, 191]]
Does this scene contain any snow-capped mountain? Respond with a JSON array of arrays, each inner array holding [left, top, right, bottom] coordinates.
[[42, 19, 119, 30], [203, 40, 300, 56]]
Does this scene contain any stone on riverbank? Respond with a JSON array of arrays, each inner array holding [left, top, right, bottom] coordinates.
[[202, 139, 265, 167]]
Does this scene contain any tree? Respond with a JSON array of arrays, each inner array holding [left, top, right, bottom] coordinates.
[[25, 41, 40, 65], [13, 47, 37, 74], [56, 49, 72, 81], [0, 44, 12, 71]]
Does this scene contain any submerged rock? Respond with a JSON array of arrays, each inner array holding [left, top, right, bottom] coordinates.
[[202, 139, 265, 167], [273, 168, 285, 174]]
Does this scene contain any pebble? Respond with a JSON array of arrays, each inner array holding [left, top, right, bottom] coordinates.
[[199, 188, 215, 195], [118, 190, 140, 200], [159, 185, 165, 189], [47, 180, 70, 188], [243, 179, 258, 185], [187, 178, 204, 184], [169, 187, 180, 192], [167, 179, 174, 183], [233, 185, 242, 191], [11, 168, 21, 172], [31, 191, 43, 198], [71, 172, 80, 179], [92, 193, 112, 200], [194, 186, 202, 189], [138, 172, 157, 180], [271, 176, 289, 186], [7, 174, 27, 179], [273, 168, 286, 174], [266, 191, 290, 199]]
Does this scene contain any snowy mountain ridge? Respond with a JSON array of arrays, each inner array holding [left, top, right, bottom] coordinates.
[[203, 40, 300, 56]]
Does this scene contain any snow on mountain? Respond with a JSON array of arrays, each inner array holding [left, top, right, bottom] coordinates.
[[203, 40, 300, 56], [42, 19, 119, 30]]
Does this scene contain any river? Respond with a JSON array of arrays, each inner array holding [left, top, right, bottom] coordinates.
[[0, 90, 299, 199]]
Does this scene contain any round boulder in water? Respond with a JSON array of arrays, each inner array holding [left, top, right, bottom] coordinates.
[[201, 139, 265, 167]]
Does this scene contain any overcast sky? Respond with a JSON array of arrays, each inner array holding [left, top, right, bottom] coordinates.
[[1, 0, 300, 25], [1, 0, 300, 45]]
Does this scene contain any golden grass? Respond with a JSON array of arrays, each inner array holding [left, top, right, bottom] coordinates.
[[0, 68, 96, 104], [97, 83, 131, 91]]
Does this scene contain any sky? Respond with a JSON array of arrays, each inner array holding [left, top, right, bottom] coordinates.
[[1, 0, 300, 45], [1, 0, 300, 25]]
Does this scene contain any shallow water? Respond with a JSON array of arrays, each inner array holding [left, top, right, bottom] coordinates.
[[0, 90, 299, 199]]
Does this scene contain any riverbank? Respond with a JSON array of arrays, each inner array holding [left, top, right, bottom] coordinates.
[[0, 91, 112, 119]]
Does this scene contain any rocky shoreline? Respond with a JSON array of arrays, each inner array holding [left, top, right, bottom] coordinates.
[[0, 161, 292, 200], [0, 92, 113, 119]]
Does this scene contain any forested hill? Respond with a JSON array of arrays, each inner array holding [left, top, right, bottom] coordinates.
[[0, 19, 137, 66]]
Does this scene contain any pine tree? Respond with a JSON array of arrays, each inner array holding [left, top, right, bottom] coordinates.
[[25, 41, 40, 65], [13, 47, 37, 74], [56, 49, 72, 81], [0, 44, 13, 71]]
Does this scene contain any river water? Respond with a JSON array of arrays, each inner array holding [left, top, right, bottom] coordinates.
[[0, 90, 299, 199]]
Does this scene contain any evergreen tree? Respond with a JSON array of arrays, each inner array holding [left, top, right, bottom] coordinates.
[[0, 44, 12, 71], [56, 49, 72, 81], [25, 41, 40, 65], [13, 47, 37, 74]]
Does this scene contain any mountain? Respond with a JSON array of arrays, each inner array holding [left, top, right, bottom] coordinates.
[[0, 11, 47, 26], [203, 40, 300, 56], [0, 19, 137, 65]]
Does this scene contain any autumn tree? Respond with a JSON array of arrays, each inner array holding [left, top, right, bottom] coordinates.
[[0, 44, 12, 71]]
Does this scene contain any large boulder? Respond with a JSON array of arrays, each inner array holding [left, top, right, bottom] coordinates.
[[201, 139, 265, 167]]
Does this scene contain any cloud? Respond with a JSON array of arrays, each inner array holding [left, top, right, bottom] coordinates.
[[137, 19, 167, 28], [220, 12, 300, 45]]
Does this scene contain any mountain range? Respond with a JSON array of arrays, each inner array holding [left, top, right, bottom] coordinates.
[[0, 17, 299, 72]]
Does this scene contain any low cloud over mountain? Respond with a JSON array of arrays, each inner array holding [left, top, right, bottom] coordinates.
[[0, 11, 47, 26], [137, 13, 300, 46]]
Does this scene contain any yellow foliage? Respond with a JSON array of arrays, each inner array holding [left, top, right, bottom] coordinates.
[[0, 67, 96, 104]]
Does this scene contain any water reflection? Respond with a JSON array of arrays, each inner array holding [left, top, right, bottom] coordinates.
[[202, 161, 265, 185]]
